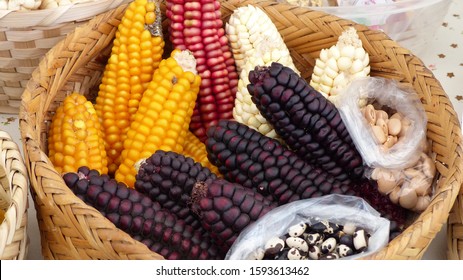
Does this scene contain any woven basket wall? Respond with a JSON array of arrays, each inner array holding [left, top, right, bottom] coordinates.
[[448, 187, 463, 259], [0, 0, 131, 114], [0, 130, 29, 260], [19, 0, 463, 260]]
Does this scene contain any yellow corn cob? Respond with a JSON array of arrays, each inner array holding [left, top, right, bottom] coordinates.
[[115, 49, 201, 188], [226, 4, 299, 139], [48, 93, 108, 175], [309, 27, 370, 106], [95, 0, 164, 175], [182, 131, 220, 176]]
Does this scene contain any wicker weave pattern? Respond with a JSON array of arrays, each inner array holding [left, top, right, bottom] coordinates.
[[448, 187, 463, 259], [19, 0, 463, 260], [0, 0, 130, 114], [0, 130, 29, 260]]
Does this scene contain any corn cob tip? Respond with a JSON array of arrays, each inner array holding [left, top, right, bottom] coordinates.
[[173, 49, 197, 74]]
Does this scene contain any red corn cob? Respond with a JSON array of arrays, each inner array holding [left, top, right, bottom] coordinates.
[[166, 0, 239, 142]]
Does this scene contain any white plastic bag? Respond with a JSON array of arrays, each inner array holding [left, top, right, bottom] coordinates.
[[225, 194, 390, 260], [336, 76, 427, 170]]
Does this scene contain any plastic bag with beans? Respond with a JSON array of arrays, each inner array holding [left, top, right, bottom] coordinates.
[[336, 76, 435, 212], [368, 150, 436, 212], [225, 194, 390, 260], [336, 76, 427, 170]]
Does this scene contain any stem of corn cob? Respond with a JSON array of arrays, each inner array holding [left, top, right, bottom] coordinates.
[[48, 93, 108, 175], [226, 4, 300, 140], [115, 49, 201, 188], [309, 27, 370, 106], [248, 62, 365, 182], [166, 0, 239, 142], [95, 0, 165, 175]]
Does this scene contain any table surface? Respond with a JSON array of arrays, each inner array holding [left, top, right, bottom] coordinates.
[[1, 0, 462, 260]]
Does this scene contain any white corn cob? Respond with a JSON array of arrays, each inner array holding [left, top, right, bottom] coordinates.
[[309, 27, 370, 106], [40, 0, 91, 9], [1, 0, 41, 10], [226, 4, 300, 139]]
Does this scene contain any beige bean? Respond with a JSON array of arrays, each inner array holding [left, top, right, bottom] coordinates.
[[377, 171, 398, 195], [364, 104, 376, 125], [422, 155, 436, 178], [375, 110, 388, 121], [387, 118, 402, 136], [403, 167, 422, 179], [409, 175, 431, 196], [376, 118, 388, 135], [383, 135, 398, 149], [370, 168, 381, 180], [390, 112, 403, 120], [413, 196, 431, 212], [372, 125, 387, 144], [399, 187, 418, 209], [389, 186, 401, 205]]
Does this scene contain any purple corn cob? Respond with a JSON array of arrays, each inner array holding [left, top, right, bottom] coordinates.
[[63, 166, 222, 260], [205, 119, 356, 204], [189, 178, 277, 254], [135, 150, 217, 230], [247, 62, 365, 182]]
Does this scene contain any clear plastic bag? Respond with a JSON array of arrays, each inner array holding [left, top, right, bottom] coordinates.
[[225, 194, 390, 260], [369, 149, 436, 212], [336, 76, 427, 170]]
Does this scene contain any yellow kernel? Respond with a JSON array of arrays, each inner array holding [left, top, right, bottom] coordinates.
[[152, 126, 166, 138]]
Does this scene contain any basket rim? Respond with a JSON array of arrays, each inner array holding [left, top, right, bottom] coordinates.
[[0, 130, 29, 260], [18, 0, 463, 260], [0, 0, 130, 28]]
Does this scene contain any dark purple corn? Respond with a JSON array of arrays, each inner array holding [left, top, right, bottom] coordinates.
[[247, 62, 365, 182], [135, 150, 218, 230], [205, 120, 356, 205], [63, 167, 223, 260], [189, 178, 277, 254]]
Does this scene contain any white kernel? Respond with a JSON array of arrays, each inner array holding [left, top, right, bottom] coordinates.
[[354, 48, 366, 60], [255, 114, 267, 123], [248, 116, 261, 128], [313, 65, 324, 76], [319, 49, 329, 61], [259, 123, 272, 135], [340, 45, 356, 58], [326, 57, 339, 72], [337, 56, 353, 71], [325, 66, 339, 79], [321, 74, 334, 87], [328, 46, 341, 59], [350, 59, 364, 74]]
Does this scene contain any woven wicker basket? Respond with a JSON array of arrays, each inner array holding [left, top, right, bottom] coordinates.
[[19, 0, 463, 260], [0, 130, 29, 260], [448, 187, 463, 259], [0, 0, 131, 114]]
